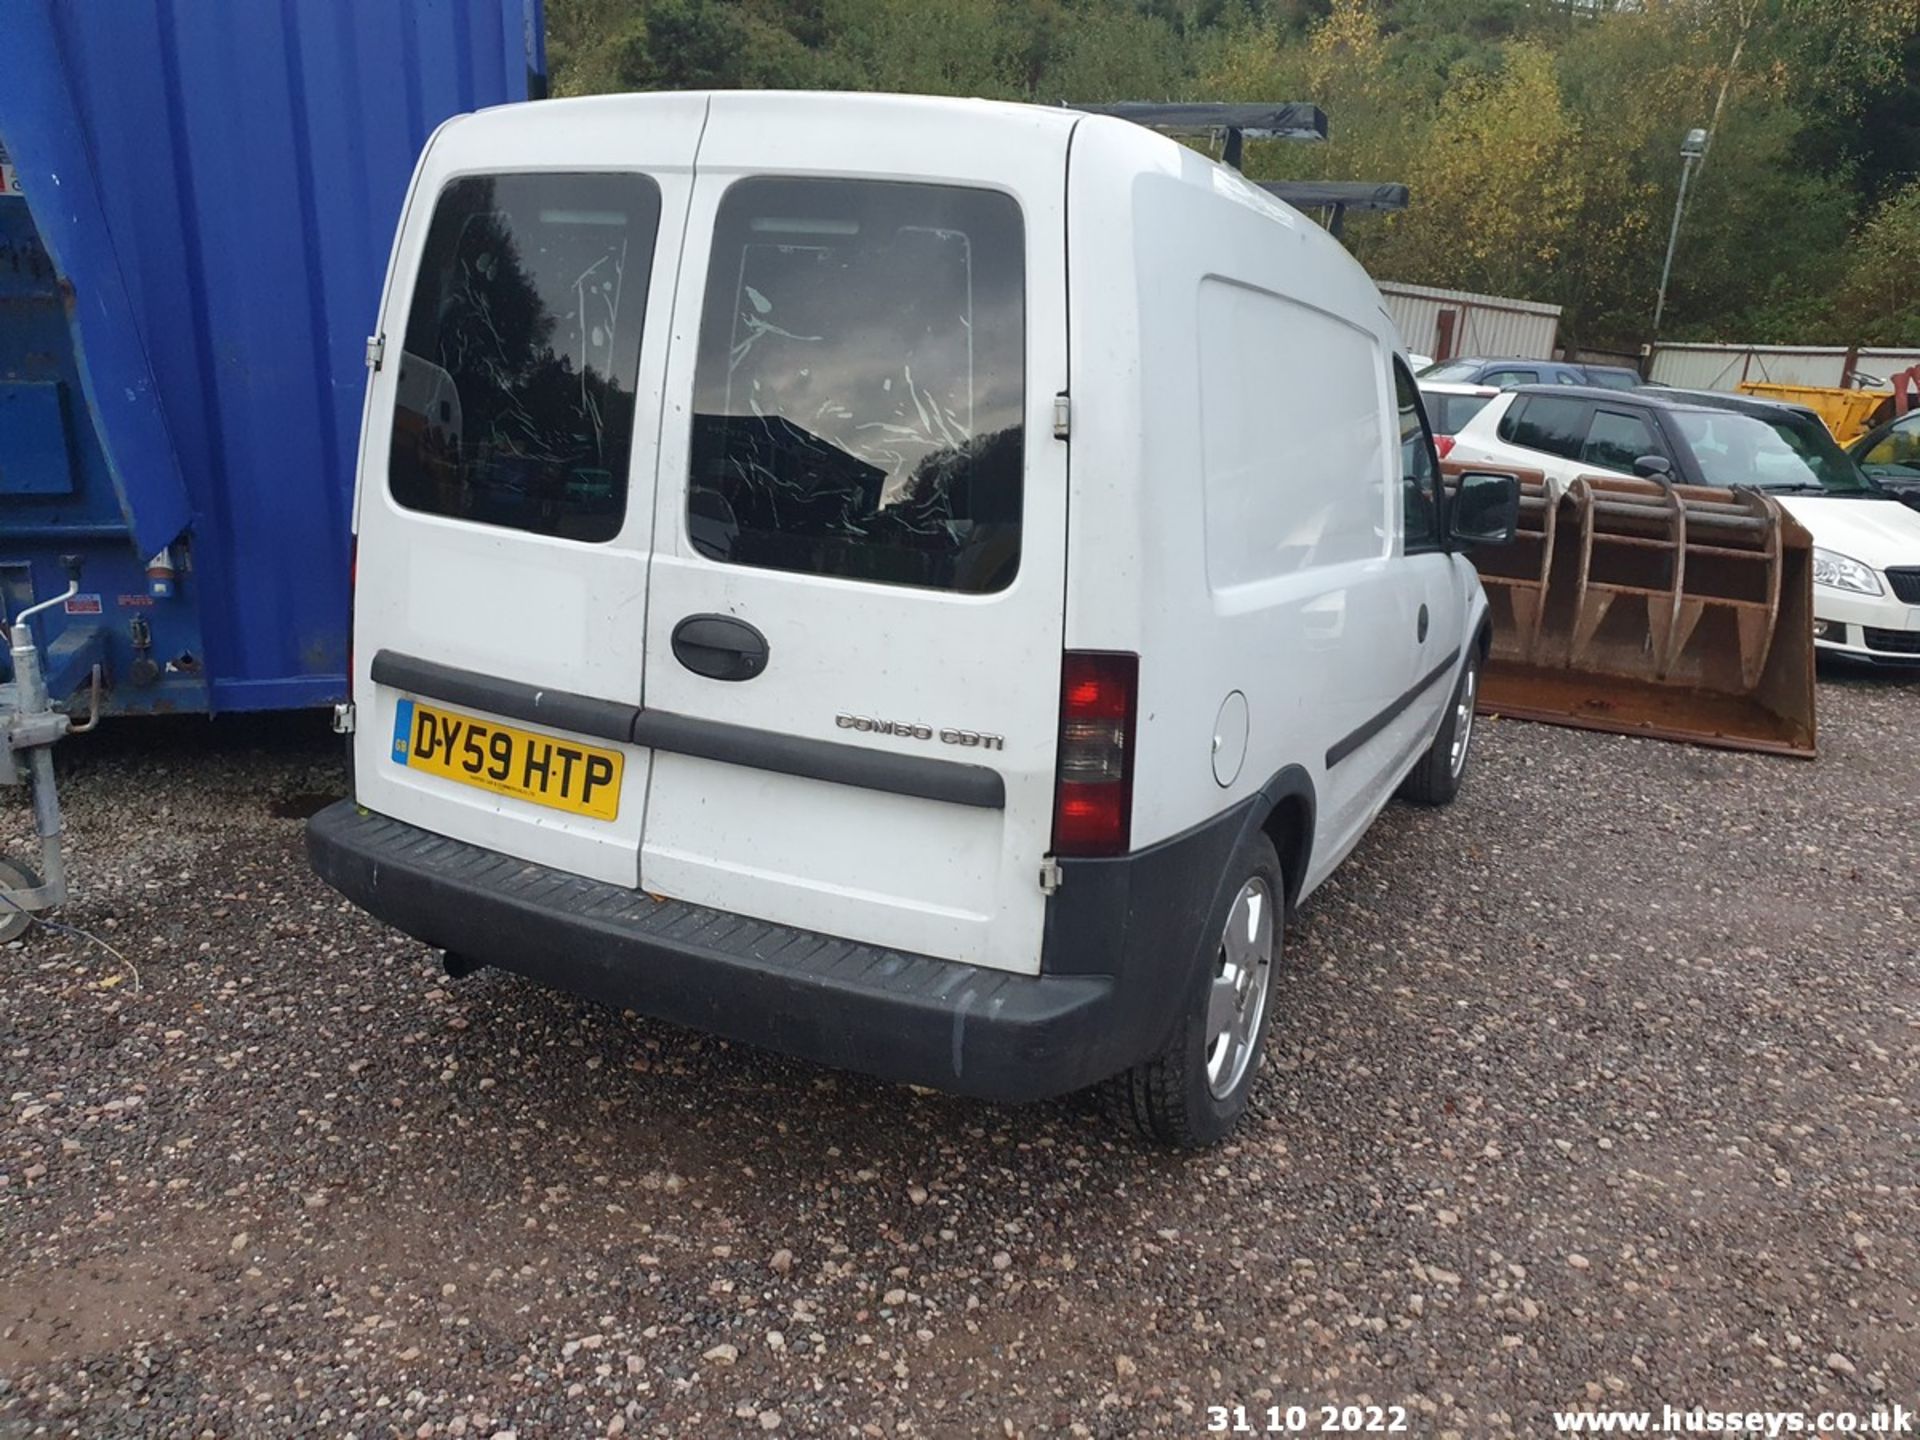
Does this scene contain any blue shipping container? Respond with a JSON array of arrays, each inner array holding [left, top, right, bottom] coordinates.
[[0, 0, 545, 714]]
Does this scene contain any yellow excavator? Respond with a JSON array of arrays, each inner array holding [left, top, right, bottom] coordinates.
[[1447, 462, 1817, 758], [1734, 364, 1920, 447]]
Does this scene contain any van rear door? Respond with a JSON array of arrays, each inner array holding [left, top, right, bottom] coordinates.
[[638, 96, 1076, 974], [350, 97, 704, 887]]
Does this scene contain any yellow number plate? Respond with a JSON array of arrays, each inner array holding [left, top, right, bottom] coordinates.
[[390, 698, 623, 821]]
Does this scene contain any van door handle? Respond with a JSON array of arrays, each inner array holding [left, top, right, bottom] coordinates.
[[671, 614, 770, 682]]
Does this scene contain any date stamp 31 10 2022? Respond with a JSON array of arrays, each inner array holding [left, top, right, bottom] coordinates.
[[1207, 1403, 1411, 1434]]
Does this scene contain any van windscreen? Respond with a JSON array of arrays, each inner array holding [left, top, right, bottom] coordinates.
[[388, 172, 661, 543], [688, 178, 1025, 593]]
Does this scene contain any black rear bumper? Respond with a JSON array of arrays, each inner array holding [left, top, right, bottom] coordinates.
[[307, 801, 1137, 1102]]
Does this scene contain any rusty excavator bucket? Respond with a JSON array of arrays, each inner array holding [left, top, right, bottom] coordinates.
[[1450, 463, 1817, 757]]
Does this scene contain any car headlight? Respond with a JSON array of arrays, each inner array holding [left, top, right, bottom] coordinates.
[[1812, 548, 1883, 596]]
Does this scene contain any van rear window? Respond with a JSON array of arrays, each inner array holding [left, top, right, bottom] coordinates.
[[388, 173, 661, 543], [687, 177, 1025, 593]]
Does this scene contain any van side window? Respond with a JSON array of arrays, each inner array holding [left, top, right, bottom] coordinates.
[[388, 173, 662, 543], [1394, 361, 1441, 552], [687, 177, 1025, 594], [1498, 395, 1588, 461]]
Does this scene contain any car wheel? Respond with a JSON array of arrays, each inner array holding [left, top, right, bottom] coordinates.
[[1399, 646, 1480, 807], [1103, 832, 1283, 1148]]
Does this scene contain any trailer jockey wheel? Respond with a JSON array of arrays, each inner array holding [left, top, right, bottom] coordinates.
[[0, 855, 43, 944]]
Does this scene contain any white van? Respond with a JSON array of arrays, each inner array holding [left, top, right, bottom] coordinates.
[[309, 91, 1521, 1146]]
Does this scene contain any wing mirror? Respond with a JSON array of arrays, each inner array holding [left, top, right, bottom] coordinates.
[[1450, 471, 1521, 548], [1632, 454, 1674, 479]]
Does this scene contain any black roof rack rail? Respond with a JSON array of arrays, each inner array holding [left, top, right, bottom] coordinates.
[[1064, 101, 1327, 169], [1258, 180, 1409, 238], [1061, 104, 1403, 236], [1257, 180, 1408, 213]]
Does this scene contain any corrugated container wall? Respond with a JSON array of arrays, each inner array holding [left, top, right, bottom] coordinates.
[[0, 0, 544, 716], [1649, 344, 1920, 392], [1378, 281, 1561, 363]]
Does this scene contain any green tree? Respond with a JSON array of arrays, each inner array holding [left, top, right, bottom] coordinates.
[[1365, 41, 1586, 299], [1047, 5, 1187, 101], [544, 0, 1920, 348], [1833, 181, 1920, 344], [817, 0, 1028, 96]]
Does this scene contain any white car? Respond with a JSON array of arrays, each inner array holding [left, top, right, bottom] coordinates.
[[307, 91, 1520, 1147], [1417, 380, 1502, 454], [1447, 386, 1920, 664]]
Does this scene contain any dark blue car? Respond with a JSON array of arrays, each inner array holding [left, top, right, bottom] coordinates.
[[1420, 356, 1642, 390]]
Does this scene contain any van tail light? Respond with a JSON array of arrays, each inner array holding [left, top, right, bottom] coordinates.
[[1433, 434, 1456, 459], [1051, 651, 1138, 858]]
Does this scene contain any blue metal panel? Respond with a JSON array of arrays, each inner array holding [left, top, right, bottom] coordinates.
[[0, 383, 76, 496], [0, 2, 194, 557], [0, 147, 202, 714], [0, 0, 544, 715]]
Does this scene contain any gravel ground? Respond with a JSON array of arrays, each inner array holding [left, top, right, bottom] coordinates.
[[3, 668, 1918, 1438]]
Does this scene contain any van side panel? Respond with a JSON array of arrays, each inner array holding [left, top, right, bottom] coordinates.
[[1066, 121, 1431, 891], [1195, 279, 1385, 591]]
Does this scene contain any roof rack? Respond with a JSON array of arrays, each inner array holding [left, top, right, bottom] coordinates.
[[1257, 180, 1407, 212], [1066, 103, 1405, 236], [1064, 101, 1326, 169], [1257, 180, 1409, 238]]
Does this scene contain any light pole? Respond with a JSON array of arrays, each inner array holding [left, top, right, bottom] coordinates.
[[1653, 127, 1709, 337]]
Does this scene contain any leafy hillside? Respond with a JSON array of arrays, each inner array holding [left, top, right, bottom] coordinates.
[[549, 0, 1920, 350]]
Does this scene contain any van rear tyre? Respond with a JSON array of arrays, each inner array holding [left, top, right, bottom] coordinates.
[[1102, 832, 1283, 1148], [1398, 648, 1480, 808]]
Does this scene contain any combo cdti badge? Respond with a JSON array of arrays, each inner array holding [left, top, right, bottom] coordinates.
[[308, 91, 1522, 1147]]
